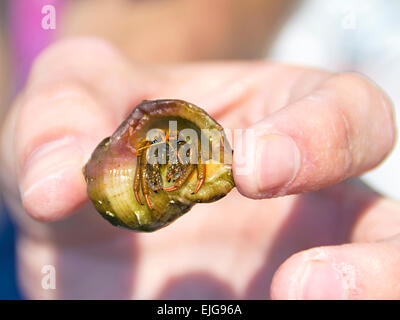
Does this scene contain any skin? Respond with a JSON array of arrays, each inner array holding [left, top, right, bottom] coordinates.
[[59, 0, 295, 62], [0, 38, 399, 299]]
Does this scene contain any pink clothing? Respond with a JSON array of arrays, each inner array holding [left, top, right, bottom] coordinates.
[[9, 0, 65, 90]]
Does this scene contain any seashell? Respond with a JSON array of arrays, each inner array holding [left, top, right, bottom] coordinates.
[[83, 99, 235, 232]]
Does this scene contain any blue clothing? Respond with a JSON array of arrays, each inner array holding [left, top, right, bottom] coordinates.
[[0, 206, 23, 299]]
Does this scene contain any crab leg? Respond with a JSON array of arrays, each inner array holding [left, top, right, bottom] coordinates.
[[217, 126, 226, 164], [195, 163, 206, 193], [134, 139, 152, 207], [133, 138, 149, 205], [194, 137, 206, 193], [133, 156, 143, 205], [140, 148, 153, 210], [164, 164, 195, 192], [195, 140, 205, 193]]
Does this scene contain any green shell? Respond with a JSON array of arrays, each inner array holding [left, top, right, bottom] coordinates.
[[83, 99, 235, 232]]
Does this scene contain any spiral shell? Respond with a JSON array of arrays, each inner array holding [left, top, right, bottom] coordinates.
[[83, 99, 235, 232]]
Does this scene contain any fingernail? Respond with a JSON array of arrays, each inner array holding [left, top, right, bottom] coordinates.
[[300, 261, 346, 300], [20, 138, 84, 198], [257, 134, 300, 194]]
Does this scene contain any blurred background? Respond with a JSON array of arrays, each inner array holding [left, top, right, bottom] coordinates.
[[0, 0, 399, 299]]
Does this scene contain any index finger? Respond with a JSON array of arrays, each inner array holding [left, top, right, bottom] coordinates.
[[10, 38, 144, 221]]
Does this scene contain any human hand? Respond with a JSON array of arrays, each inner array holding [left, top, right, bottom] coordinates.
[[1, 38, 398, 299]]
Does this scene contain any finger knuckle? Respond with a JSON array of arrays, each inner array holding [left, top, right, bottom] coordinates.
[[29, 37, 120, 80]]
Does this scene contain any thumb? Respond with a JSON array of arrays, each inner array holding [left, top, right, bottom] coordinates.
[[270, 235, 400, 299]]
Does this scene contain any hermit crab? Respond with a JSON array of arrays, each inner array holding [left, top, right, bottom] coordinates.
[[84, 99, 235, 232]]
